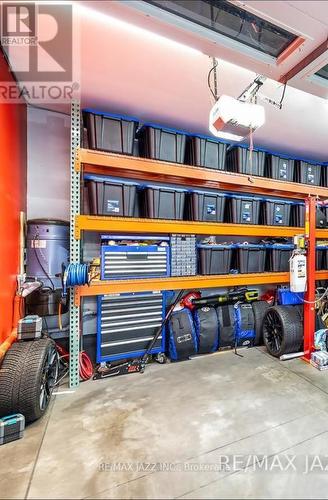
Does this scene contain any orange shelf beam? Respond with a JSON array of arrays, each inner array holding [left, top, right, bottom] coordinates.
[[78, 149, 328, 200], [75, 273, 289, 305], [75, 271, 328, 305], [75, 215, 302, 239]]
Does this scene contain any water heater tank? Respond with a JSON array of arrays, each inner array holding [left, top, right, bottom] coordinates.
[[26, 219, 69, 289]]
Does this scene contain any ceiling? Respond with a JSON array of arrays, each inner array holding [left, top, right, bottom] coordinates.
[[4, 1, 328, 161]]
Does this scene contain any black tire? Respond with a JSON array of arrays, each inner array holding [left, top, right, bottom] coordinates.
[[0, 338, 58, 423], [263, 305, 303, 358], [252, 301, 271, 346]]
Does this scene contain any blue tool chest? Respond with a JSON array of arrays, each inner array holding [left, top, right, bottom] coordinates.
[[100, 236, 170, 280], [97, 292, 165, 362]]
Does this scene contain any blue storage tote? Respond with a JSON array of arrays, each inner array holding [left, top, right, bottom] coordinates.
[[137, 123, 188, 163], [198, 244, 234, 275], [226, 145, 265, 176], [228, 194, 262, 224], [83, 109, 138, 154], [141, 184, 187, 220], [267, 243, 293, 272], [236, 243, 266, 273], [186, 134, 227, 170], [84, 174, 139, 216], [265, 153, 295, 181], [277, 288, 304, 305], [187, 190, 227, 222], [262, 198, 293, 226]]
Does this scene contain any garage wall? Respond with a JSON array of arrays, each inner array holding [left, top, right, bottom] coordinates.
[[27, 107, 70, 221], [0, 52, 27, 342]]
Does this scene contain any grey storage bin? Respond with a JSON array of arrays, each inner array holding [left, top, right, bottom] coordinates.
[[226, 146, 265, 176], [291, 203, 328, 228], [187, 190, 227, 222], [142, 185, 187, 220], [186, 135, 227, 169], [265, 154, 294, 181], [316, 246, 328, 270], [85, 174, 138, 217], [236, 244, 266, 273], [228, 194, 261, 224], [262, 198, 293, 226], [137, 123, 188, 163], [83, 109, 138, 154], [198, 244, 234, 275], [296, 161, 322, 186], [267, 244, 293, 272]]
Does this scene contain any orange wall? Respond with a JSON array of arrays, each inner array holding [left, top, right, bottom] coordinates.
[[0, 52, 27, 342]]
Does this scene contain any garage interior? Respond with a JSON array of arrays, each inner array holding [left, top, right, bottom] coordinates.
[[2, 1, 328, 499]]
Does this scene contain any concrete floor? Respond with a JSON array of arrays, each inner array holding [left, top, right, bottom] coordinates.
[[3, 347, 328, 499]]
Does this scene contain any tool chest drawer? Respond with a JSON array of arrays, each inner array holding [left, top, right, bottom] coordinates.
[[97, 292, 165, 362], [101, 244, 170, 280]]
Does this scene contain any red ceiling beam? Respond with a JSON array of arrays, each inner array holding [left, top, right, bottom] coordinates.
[[277, 36, 305, 66], [279, 38, 328, 84]]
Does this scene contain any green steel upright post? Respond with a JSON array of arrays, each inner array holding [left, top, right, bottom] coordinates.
[[69, 99, 81, 387]]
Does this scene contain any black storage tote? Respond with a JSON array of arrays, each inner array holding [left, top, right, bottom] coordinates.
[[267, 243, 293, 272], [265, 153, 294, 181], [226, 146, 265, 176], [236, 243, 266, 273], [85, 174, 138, 217], [262, 198, 293, 226], [186, 134, 227, 170], [291, 203, 328, 228], [142, 184, 186, 220], [194, 306, 219, 354], [83, 109, 138, 154], [198, 244, 234, 275], [187, 190, 226, 222], [295, 160, 322, 186], [228, 194, 261, 224], [316, 245, 328, 270], [137, 123, 188, 163]]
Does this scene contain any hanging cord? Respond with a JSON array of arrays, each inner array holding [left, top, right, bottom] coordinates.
[[279, 82, 287, 109], [33, 235, 55, 291], [207, 57, 219, 102]]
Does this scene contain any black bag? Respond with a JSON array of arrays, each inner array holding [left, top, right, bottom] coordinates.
[[168, 308, 197, 361], [194, 306, 219, 354], [216, 304, 235, 348]]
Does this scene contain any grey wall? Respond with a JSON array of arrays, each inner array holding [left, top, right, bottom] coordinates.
[[27, 106, 71, 221]]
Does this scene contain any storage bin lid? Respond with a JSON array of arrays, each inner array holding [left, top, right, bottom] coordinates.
[[266, 244, 294, 249], [142, 184, 187, 192], [235, 243, 267, 249], [138, 122, 190, 136], [263, 198, 295, 205], [316, 245, 328, 249], [189, 133, 230, 145], [83, 108, 139, 122], [190, 189, 227, 197], [227, 144, 266, 153], [84, 174, 139, 186], [229, 193, 263, 201], [197, 244, 235, 249]]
